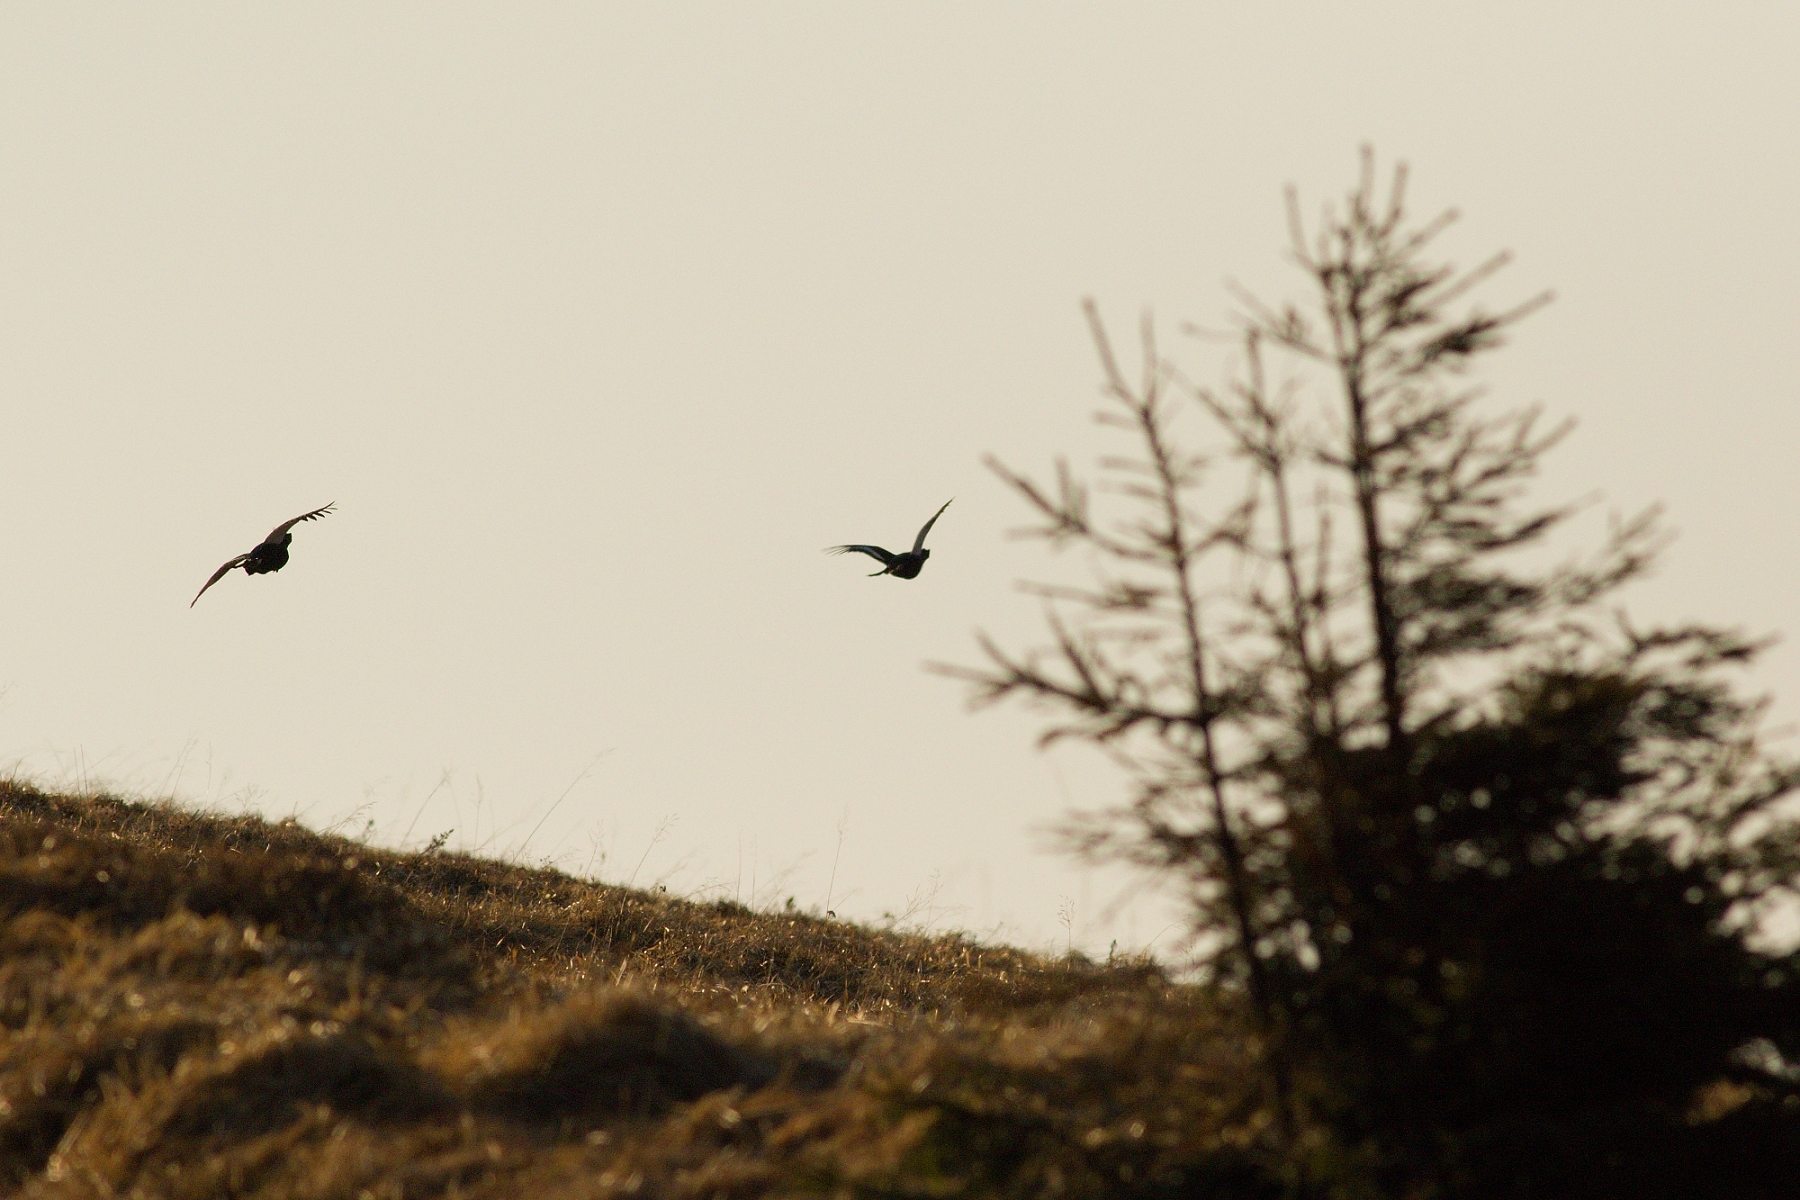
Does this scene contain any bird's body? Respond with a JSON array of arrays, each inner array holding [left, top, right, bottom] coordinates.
[[829, 499, 952, 579], [241, 539, 292, 575], [191, 503, 335, 607]]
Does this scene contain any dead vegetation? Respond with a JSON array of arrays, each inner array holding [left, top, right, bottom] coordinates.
[[0, 779, 1275, 1198]]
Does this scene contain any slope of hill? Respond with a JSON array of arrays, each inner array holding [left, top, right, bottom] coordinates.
[[0, 780, 1278, 1198]]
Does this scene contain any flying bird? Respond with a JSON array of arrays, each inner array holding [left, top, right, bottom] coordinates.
[[190, 503, 336, 607], [828, 499, 952, 579]]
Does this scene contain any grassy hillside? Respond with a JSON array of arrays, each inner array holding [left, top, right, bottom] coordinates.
[[0, 780, 1278, 1198]]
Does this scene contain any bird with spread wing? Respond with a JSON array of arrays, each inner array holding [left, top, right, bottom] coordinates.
[[827, 499, 952, 579], [190, 503, 336, 607]]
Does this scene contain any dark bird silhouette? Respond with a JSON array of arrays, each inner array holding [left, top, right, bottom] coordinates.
[[828, 499, 952, 579], [190, 503, 336, 607]]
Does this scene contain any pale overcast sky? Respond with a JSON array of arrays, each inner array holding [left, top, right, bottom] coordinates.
[[2, 5, 1796, 955]]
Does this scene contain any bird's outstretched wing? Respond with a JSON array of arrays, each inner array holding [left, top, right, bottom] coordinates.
[[191, 554, 250, 607], [264, 502, 336, 544], [829, 544, 898, 571], [912, 499, 953, 553]]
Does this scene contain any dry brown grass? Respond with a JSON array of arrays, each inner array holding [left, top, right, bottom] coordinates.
[[0, 779, 1282, 1198]]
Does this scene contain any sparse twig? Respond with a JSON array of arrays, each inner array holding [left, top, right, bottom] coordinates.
[[629, 814, 678, 891], [824, 807, 848, 917], [519, 752, 611, 859]]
